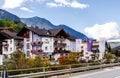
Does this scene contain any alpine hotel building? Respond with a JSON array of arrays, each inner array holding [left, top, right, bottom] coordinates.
[[0, 27, 108, 63]]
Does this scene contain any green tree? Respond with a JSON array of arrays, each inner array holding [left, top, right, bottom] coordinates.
[[26, 57, 35, 68], [105, 53, 117, 62], [10, 50, 26, 69], [58, 52, 80, 65], [34, 55, 43, 67], [0, 20, 24, 32]]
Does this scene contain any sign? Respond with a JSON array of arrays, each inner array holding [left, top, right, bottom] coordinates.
[[87, 38, 93, 51]]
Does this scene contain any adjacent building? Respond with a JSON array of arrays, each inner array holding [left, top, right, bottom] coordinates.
[[0, 27, 23, 58]]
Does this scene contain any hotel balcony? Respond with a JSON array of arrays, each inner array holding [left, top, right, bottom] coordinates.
[[31, 49, 43, 54], [54, 43, 66, 47], [31, 41, 43, 46], [2, 42, 9, 47]]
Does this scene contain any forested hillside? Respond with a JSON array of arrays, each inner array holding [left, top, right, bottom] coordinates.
[[0, 20, 25, 32]]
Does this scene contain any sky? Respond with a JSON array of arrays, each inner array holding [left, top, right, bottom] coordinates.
[[0, 0, 120, 40]]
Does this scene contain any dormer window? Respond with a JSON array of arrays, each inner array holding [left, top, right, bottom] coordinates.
[[47, 32, 50, 35], [45, 39, 49, 44]]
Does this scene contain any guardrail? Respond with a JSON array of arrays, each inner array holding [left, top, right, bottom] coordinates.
[[1, 63, 120, 78]]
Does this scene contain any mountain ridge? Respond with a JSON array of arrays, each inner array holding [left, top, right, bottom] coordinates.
[[0, 9, 87, 39], [21, 16, 88, 39], [0, 9, 20, 22]]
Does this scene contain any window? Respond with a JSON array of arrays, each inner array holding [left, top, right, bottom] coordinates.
[[10, 40, 12, 44], [10, 48, 12, 51], [4, 47, 8, 51], [27, 51, 30, 57], [47, 32, 50, 35], [60, 53, 63, 56], [27, 43, 30, 49], [50, 38, 52, 41], [45, 39, 49, 44], [50, 46, 52, 49], [86, 52, 88, 54], [27, 38, 30, 42], [36, 46, 39, 50], [36, 39, 39, 41], [45, 46, 48, 51]]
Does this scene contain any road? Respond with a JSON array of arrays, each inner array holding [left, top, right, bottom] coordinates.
[[57, 66, 120, 78]]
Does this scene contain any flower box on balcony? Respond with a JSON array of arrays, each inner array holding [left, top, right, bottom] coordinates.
[[38, 49, 43, 52], [31, 50, 36, 53], [31, 49, 43, 53], [37, 41, 43, 45]]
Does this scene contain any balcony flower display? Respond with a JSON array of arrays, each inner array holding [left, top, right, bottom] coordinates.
[[31, 49, 43, 53], [37, 41, 43, 45], [38, 49, 43, 52]]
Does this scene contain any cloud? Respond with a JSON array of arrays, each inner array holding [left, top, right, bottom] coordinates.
[[84, 22, 120, 40], [2, 0, 27, 9], [29, 0, 45, 2], [20, 7, 33, 12], [46, 0, 89, 9], [71, 1, 89, 9]]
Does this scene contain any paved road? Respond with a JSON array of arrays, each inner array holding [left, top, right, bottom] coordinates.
[[62, 66, 120, 78], [49, 66, 120, 78]]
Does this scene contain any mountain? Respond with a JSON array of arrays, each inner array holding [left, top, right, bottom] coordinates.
[[56, 25, 87, 40], [21, 16, 56, 29], [0, 9, 20, 22], [21, 16, 87, 39], [0, 9, 87, 39]]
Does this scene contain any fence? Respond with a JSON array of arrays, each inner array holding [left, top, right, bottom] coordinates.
[[0, 63, 120, 78]]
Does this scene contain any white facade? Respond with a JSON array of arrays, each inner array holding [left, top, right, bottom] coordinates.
[[70, 40, 76, 52], [2, 39, 23, 57], [81, 42, 92, 60], [42, 37, 54, 53], [23, 31, 55, 58], [76, 39, 82, 52]]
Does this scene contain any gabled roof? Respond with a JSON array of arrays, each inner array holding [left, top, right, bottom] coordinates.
[[17, 26, 53, 37], [49, 28, 63, 36], [0, 27, 16, 33], [1, 31, 23, 40], [0, 32, 11, 40], [49, 28, 69, 37], [0, 27, 12, 30], [17, 26, 76, 40]]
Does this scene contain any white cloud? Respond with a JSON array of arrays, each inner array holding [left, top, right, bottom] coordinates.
[[29, 0, 45, 2], [71, 1, 89, 9], [46, 2, 62, 7], [46, 0, 89, 9], [20, 7, 33, 12], [84, 22, 120, 40], [2, 0, 27, 9]]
